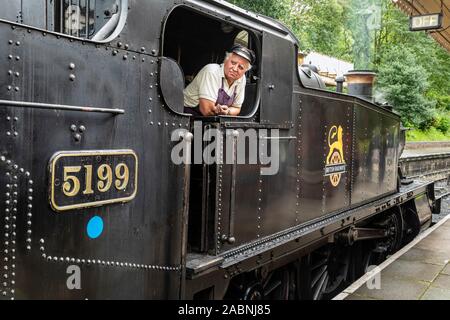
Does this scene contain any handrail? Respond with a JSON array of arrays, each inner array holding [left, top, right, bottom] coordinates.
[[0, 100, 124, 115]]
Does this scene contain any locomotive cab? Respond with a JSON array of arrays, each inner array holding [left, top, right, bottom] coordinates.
[[162, 6, 260, 118]]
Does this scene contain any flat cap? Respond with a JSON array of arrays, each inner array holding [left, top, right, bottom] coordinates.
[[230, 44, 256, 65]]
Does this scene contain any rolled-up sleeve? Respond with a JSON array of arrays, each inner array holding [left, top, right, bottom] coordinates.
[[233, 80, 246, 108], [198, 68, 219, 103]]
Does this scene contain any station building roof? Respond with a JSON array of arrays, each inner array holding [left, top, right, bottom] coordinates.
[[394, 0, 450, 52]]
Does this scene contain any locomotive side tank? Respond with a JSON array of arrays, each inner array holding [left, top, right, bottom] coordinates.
[[0, 0, 435, 300]]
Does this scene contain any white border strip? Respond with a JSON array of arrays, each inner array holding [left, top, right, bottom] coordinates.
[[333, 213, 450, 300]]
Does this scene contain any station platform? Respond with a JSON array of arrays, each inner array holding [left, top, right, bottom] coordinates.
[[335, 211, 450, 300], [402, 142, 450, 158]]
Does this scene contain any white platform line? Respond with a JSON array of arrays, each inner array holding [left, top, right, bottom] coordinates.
[[333, 214, 450, 300]]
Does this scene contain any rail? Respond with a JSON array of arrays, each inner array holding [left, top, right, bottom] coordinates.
[[0, 100, 125, 115]]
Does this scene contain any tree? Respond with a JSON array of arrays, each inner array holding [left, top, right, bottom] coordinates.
[[376, 46, 434, 128]]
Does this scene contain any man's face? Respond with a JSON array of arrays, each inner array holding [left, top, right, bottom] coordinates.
[[224, 53, 250, 83]]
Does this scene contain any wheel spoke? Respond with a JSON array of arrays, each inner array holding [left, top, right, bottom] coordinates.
[[263, 280, 282, 296], [311, 257, 328, 270], [311, 265, 327, 288], [313, 272, 329, 300]]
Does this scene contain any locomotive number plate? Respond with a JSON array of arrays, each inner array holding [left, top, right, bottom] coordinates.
[[49, 150, 138, 212]]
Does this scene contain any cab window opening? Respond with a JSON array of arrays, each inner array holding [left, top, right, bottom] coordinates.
[[163, 6, 260, 118], [0, 0, 126, 42], [52, 0, 123, 40]]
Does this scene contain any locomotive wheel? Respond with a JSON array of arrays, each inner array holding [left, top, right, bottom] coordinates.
[[370, 211, 403, 265], [300, 245, 351, 300], [225, 266, 297, 300]]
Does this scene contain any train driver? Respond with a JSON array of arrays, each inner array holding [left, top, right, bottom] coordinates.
[[183, 44, 255, 117]]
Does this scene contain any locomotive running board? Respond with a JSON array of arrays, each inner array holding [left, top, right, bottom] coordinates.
[[186, 181, 434, 278]]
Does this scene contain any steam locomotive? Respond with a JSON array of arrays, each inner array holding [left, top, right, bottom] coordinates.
[[0, 0, 439, 300]]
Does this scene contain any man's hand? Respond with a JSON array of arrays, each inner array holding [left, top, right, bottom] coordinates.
[[198, 99, 240, 116], [216, 105, 230, 115]]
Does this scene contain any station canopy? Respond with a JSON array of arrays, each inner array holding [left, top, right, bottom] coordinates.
[[394, 0, 450, 52]]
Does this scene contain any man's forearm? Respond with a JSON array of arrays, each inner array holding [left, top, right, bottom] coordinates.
[[199, 99, 218, 116], [228, 106, 241, 116]]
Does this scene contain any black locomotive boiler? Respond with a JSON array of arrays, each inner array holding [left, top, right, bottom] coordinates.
[[0, 0, 439, 300]]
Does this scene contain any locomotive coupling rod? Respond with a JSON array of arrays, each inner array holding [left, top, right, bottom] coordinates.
[[0, 100, 125, 115], [336, 226, 389, 245]]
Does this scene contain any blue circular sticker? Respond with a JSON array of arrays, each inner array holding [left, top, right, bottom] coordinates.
[[87, 216, 104, 239]]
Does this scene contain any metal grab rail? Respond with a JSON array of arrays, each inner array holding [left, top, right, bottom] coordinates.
[[0, 100, 124, 115]]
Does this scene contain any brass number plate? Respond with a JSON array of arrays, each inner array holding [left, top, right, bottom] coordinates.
[[49, 150, 138, 212]]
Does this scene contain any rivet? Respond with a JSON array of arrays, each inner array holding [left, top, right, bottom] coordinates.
[[117, 42, 123, 48], [69, 63, 75, 70], [79, 125, 86, 132], [74, 133, 82, 141], [15, 56, 20, 61], [69, 74, 76, 81], [123, 55, 128, 60], [8, 70, 12, 76], [8, 40, 13, 45], [15, 41, 20, 46], [112, 50, 118, 56], [8, 55, 12, 60]]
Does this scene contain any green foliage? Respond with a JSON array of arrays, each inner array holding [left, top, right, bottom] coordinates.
[[406, 127, 450, 142], [435, 113, 450, 134], [376, 45, 435, 128]]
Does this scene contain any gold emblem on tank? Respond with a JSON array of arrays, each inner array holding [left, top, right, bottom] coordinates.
[[324, 125, 346, 187]]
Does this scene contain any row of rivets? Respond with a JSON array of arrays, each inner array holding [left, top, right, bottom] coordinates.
[[39, 240, 180, 271], [216, 131, 223, 252], [322, 127, 327, 214], [7, 39, 21, 97], [257, 162, 263, 238], [2, 159, 14, 300], [296, 104, 302, 223]]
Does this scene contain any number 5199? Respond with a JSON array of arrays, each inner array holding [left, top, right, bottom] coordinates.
[[63, 163, 129, 197]]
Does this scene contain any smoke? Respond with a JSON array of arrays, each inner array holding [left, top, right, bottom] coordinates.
[[373, 88, 388, 105], [348, 0, 382, 70]]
